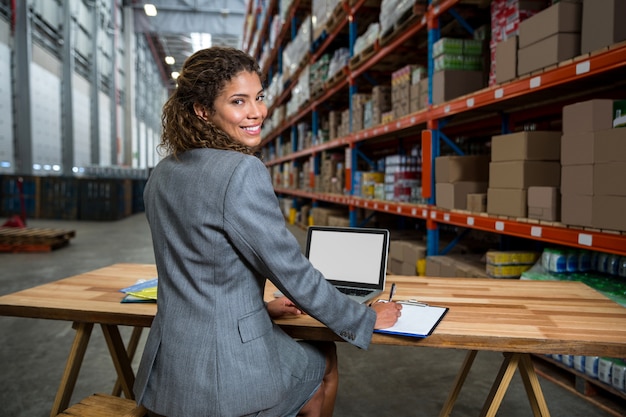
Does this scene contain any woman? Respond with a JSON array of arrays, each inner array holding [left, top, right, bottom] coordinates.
[[134, 46, 401, 417]]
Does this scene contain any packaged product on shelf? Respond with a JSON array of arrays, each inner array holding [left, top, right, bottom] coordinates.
[[281, 15, 312, 80], [598, 358, 613, 385], [310, 54, 330, 95], [353, 23, 380, 57], [488, 250, 539, 266], [611, 360, 626, 391], [379, 0, 416, 36], [613, 99, 626, 128], [325, 47, 349, 85]]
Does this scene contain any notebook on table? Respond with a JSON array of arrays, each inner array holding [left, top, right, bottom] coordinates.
[[305, 226, 390, 304]]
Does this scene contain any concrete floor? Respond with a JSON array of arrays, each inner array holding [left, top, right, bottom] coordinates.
[[0, 213, 615, 417]]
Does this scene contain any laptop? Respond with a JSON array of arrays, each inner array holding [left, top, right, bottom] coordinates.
[[305, 226, 390, 304]]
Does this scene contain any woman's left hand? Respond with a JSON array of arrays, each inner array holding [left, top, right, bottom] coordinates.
[[267, 296, 303, 318]]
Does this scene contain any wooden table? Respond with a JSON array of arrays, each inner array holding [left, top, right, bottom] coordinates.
[[1, 263, 625, 417]]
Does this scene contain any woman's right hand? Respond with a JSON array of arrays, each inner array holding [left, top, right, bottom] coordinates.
[[370, 301, 402, 329]]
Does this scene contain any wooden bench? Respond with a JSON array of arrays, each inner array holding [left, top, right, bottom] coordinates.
[[56, 393, 147, 417]]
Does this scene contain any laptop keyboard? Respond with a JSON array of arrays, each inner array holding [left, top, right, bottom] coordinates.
[[337, 287, 373, 297]]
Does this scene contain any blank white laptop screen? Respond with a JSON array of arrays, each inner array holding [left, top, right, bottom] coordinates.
[[305, 226, 389, 290]]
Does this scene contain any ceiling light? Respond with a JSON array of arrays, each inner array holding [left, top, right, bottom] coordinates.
[[165, 56, 175, 65], [171, 71, 180, 80], [144, 4, 157, 17]]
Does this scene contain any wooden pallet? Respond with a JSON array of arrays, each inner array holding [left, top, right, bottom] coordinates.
[[324, 65, 348, 90], [349, 41, 378, 71], [0, 227, 76, 252]]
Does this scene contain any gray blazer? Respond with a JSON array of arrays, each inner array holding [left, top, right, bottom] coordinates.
[[134, 149, 376, 417]]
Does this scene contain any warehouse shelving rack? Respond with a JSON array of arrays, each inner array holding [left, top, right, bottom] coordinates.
[[243, 0, 626, 258]]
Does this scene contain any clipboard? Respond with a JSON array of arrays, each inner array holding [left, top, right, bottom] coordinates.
[[374, 301, 448, 338]]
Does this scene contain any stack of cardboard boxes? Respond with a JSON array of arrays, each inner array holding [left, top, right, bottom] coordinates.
[[351, 93, 370, 132], [495, 0, 626, 85], [435, 155, 490, 211], [388, 238, 427, 276], [425, 254, 487, 278], [517, 0, 582, 76], [487, 131, 561, 218], [365, 85, 391, 128], [391, 65, 415, 119], [561, 99, 626, 231], [580, 0, 626, 54], [491, 0, 546, 84]]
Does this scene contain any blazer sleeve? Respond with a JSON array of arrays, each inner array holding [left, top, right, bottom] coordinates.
[[222, 156, 376, 349]]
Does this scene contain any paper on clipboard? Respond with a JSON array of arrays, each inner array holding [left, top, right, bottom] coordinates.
[[374, 302, 448, 338]]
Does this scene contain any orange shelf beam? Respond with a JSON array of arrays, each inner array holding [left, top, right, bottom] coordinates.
[[429, 208, 626, 256]]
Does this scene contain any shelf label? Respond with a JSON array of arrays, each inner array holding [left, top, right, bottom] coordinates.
[[494, 88, 504, 99], [430, 211, 437, 219], [530, 76, 541, 89], [466, 98, 475, 108], [444, 213, 450, 221], [467, 217, 474, 226], [444, 105, 451, 113], [576, 60, 590, 75], [531, 226, 542, 237], [410, 117, 416, 124], [384, 204, 389, 211], [495, 221, 504, 231], [397, 206, 402, 213], [412, 208, 417, 216], [422, 209, 428, 217], [578, 233, 593, 247], [396, 122, 401, 129]]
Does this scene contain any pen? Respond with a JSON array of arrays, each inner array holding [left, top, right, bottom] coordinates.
[[388, 283, 396, 303]]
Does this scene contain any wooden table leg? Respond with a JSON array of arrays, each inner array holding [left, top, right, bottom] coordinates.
[[439, 350, 478, 417], [49, 322, 94, 417], [478, 353, 551, 417], [518, 354, 551, 417], [101, 324, 136, 400], [112, 327, 144, 397], [479, 352, 520, 417]]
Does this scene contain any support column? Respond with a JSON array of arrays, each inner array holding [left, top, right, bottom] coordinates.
[[61, 0, 75, 175], [14, 0, 33, 175]]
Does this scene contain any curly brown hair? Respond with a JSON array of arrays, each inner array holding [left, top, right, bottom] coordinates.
[[159, 46, 264, 157]]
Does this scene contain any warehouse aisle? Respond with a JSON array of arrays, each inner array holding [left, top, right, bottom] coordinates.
[[0, 213, 614, 417]]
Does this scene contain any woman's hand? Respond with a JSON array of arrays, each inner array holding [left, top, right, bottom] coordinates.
[[266, 296, 303, 319], [370, 301, 402, 329]]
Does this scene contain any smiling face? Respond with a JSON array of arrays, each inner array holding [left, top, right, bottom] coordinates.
[[199, 70, 267, 148]]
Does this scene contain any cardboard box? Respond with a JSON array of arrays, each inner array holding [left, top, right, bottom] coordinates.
[[432, 70, 484, 104], [528, 186, 560, 221], [561, 193, 593, 228], [495, 36, 518, 84], [592, 195, 626, 231], [435, 155, 490, 182], [562, 99, 614, 134], [425, 256, 442, 276], [403, 240, 426, 267], [489, 161, 561, 189], [436, 182, 488, 210], [487, 188, 527, 217], [594, 128, 626, 162], [467, 193, 487, 213], [561, 165, 593, 195], [491, 131, 561, 161], [518, 1, 582, 48], [594, 162, 626, 196], [517, 33, 580, 75], [561, 131, 596, 165], [581, 0, 626, 54]]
